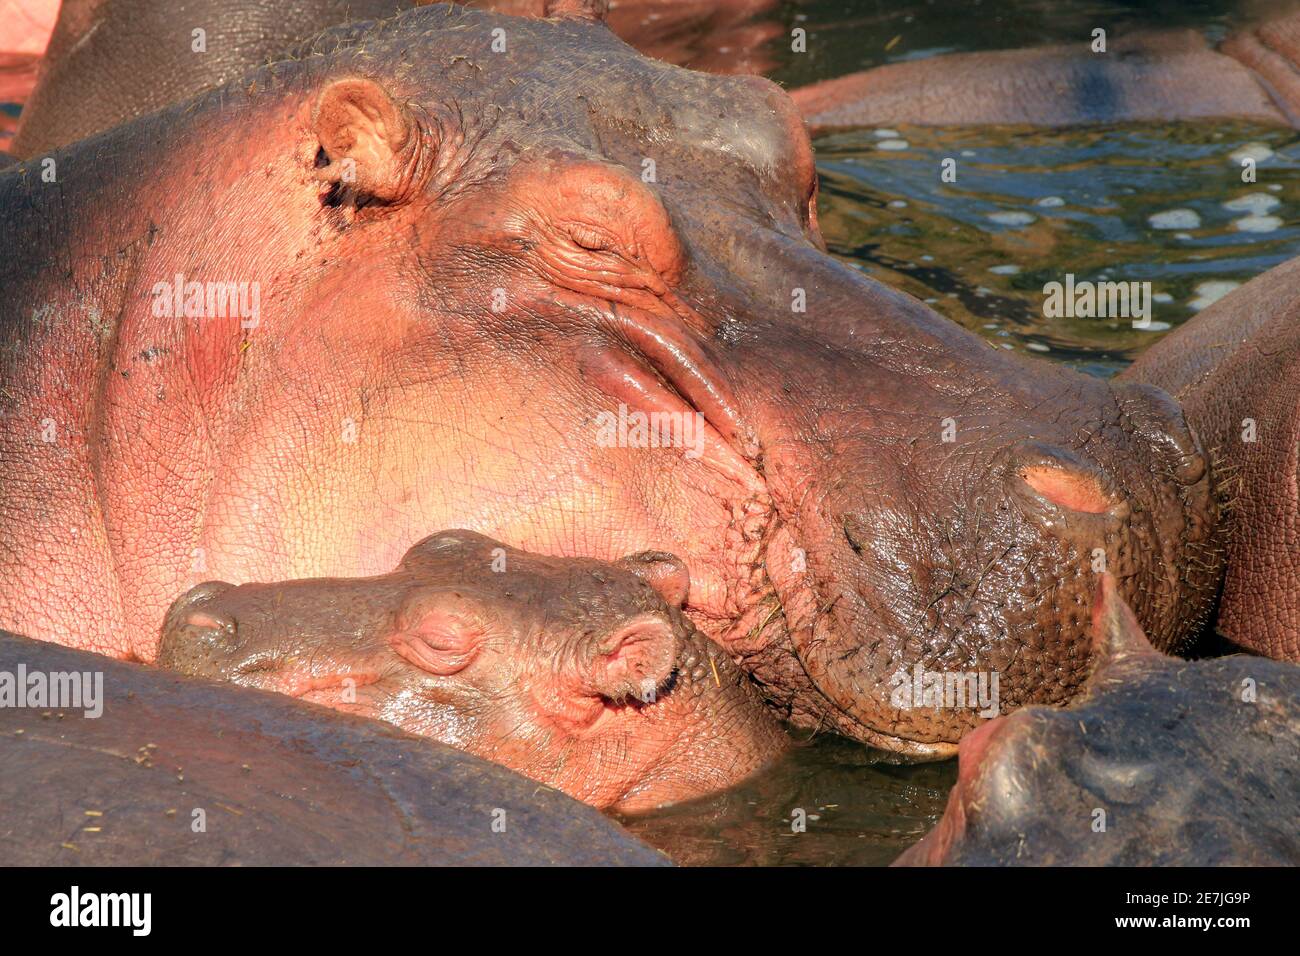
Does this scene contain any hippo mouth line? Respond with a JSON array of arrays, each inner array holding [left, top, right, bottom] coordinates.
[[235, 657, 385, 704], [586, 299, 768, 495]]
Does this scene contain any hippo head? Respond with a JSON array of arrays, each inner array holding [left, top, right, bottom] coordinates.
[[895, 575, 1299, 865], [157, 531, 707, 808], [131, 5, 1218, 753]]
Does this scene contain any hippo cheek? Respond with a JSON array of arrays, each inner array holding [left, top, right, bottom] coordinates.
[[762, 442, 1141, 751]]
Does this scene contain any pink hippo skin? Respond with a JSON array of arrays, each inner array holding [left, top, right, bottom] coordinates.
[[156, 531, 789, 812], [0, 6, 1221, 755], [0, 0, 57, 147]]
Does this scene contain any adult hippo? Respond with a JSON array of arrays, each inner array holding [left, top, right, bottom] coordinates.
[[0, 6, 1220, 754], [794, 13, 1300, 133], [6, 0, 778, 158], [895, 575, 1300, 866], [1119, 256, 1300, 662]]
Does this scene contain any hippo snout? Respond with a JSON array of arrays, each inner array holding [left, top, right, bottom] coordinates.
[[157, 581, 242, 676]]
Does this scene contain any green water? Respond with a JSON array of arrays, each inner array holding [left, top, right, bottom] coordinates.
[[617, 736, 956, 866], [816, 121, 1300, 377]]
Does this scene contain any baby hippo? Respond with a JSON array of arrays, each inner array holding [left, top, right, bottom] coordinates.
[[156, 530, 788, 813]]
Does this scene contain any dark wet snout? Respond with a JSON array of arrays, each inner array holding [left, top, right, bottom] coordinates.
[[156, 581, 242, 677]]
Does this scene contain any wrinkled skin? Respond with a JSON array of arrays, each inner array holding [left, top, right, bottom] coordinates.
[[1120, 256, 1300, 661], [0, 0, 56, 101], [895, 575, 1300, 866], [7, 0, 777, 158], [0, 631, 668, 864], [0, 6, 1221, 754], [157, 530, 788, 812]]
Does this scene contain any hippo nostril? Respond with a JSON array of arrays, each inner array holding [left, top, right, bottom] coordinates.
[[1005, 441, 1123, 518], [177, 610, 239, 652], [1113, 382, 1208, 486], [1019, 465, 1112, 515]]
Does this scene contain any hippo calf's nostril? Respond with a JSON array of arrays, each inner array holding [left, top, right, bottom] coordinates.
[[1114, 382, 1208, 486]]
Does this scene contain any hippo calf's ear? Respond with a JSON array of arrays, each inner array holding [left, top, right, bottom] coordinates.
[[388, 592, 489, 676], [585, 614, 681, 702], [313, 77, 415, 204], [545, 0, 609, 22], [615, 551, 690, 608]]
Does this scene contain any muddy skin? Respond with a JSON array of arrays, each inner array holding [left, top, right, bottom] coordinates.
[[895, 575, 1300, 866], [156, 531, 788, 813], [0, 6, 1220, 756], [1120, 256, 1300, 662], [0, 630, 668, 865], [793, 15, 1300, 133]]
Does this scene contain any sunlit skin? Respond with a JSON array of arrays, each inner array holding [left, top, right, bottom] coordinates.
[[157, 531, 789, 812], [0, 6, 1220, 753]]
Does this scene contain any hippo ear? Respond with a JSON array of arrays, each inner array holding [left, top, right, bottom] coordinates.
[[545, 0, 609, 21], [388, 593, 488, 676], [313, 77, 414, 204], [614, 551, 690, 608], [1089, 573, 1158, 675], [584, 614, 681, 702]]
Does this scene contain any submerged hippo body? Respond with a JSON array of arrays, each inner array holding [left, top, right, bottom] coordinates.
[[1120, 256, 1300, 662], [0, 631, 668, 865], [157, 531, 788, 813], [896, 576, 1300, 866], [794, 15, 1300, 133], [0, 6, 1220, 754]]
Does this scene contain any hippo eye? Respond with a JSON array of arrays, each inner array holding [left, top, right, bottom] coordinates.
[[565, 222, 619, 255]]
